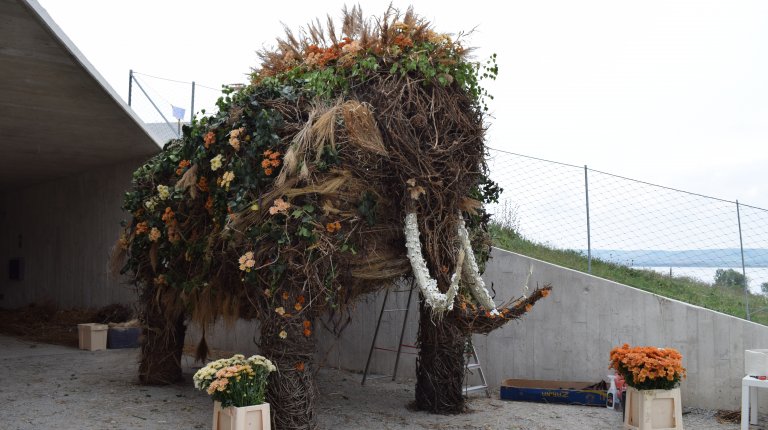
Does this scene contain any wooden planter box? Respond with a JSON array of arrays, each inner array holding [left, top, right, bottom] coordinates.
[[77, 323, 108, 351], [213, 401, 271, 430], [624, 387, 683, 430]]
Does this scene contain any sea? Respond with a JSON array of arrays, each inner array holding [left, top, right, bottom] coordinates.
[[639, 266, 768, 293]]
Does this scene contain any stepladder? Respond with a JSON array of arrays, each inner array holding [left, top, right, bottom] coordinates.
[[463, 341, 491, 398]]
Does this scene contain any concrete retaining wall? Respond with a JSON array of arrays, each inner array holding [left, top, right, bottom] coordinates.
[[0, 157, 146, 308], [187, 247, 768, 409]]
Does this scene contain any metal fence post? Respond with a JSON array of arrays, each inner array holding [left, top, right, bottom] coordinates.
[[737, 200, 750, 321], [128, 69, 133, 106], [584, 165, 592, 273], [190, 81, 196, 123]]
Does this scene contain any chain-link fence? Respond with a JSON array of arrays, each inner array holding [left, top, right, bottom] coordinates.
[[128, 71, 224, 142], [487, 148, 768, 320]]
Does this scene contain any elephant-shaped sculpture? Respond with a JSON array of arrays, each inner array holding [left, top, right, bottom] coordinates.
[[116, 7, 549, 429]]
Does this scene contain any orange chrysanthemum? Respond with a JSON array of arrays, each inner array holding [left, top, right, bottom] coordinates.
[[203, 131, 216, 149], [135, 221, 149, 235], [609, 344, 686, 390]]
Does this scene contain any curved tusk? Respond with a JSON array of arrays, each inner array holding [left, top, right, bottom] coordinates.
[[404, 212, 499, 315], [457, 218, 498, 313], [404, 212, 458, 313]]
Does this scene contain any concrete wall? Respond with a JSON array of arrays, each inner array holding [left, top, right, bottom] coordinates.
[[0, 157, 146, 309], [187, 248, 768, 410]]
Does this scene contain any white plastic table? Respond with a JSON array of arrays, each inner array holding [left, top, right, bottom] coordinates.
[[742, 376, 768, 430]]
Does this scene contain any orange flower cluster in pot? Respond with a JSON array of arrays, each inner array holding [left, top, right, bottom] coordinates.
[[609, 344, 686, 390]]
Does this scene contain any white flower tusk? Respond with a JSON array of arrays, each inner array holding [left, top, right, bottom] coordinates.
[[404, 213, 499, 315], [457, 218, 497, 310], [404, 213, 457, 313]]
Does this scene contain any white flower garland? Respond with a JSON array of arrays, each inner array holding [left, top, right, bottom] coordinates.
[[404, 213, 458, 313], [456, 218, 498, 314], [404, 212, 498, 315]]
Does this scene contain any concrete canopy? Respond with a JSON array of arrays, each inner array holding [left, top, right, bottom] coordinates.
[[0, 0, 160, 190]]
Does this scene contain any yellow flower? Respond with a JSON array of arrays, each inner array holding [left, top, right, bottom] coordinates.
[[250, 203, 259, 211], [210, 154, 224, 171], [157, 185, 170, 200], [275, 307, 285, 316], [218, 171, 235, 190], [279, 330, 287, 339]]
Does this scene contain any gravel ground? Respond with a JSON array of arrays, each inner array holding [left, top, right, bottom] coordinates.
[[0, 335, 744, 429]]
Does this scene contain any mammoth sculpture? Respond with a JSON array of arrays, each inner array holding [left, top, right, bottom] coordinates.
[[115, 7, 549, 429]]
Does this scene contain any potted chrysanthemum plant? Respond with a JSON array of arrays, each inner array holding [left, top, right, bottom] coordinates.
[[609, 344, 686, 430], [194, 354, 276, 430]]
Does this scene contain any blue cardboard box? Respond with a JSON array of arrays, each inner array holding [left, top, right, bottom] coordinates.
[[500, 379, 607, 407], [107, 327, 141, 349]]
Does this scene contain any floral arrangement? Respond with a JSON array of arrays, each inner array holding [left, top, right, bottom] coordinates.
[[193, 354, 276, 407], [609, 344, 687, 391]]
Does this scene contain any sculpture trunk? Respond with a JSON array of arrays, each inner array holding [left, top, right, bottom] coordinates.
[[415, 298, 468, 413], [261, 317, 317, 430], [138, 298, 186, 385]]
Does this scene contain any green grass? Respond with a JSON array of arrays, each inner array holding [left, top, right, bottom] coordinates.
[[490, 223, 768, 325]]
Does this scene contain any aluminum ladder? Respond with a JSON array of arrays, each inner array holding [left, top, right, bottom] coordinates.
[[361, 281, 417, 385], [463, 342, 491, 398]]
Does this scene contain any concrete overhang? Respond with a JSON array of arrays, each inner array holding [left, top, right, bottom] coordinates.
[[0, 0, 160, 190]]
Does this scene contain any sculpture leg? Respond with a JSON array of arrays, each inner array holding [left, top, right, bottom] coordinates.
[[415, 298, 467, 413]]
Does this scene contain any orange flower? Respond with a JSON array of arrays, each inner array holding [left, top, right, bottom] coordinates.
[[162, 207, 175, 224], [541, 289, 551, 298], [203, 131, 216, 149], [175, 159, 191, 175], [524, 304, 533, 312], [393, 34, 413, 48], [261, 151, 281, 175], [303, 320, 311, 329], [303, 328, 312, 337], [204, 196, 214, 214], [297, 295, 306, 305], [609, 344, 686, 389], [325, 221, 342, 233], [268, 198, 290, 215], [135, 221, 149, 235], [294, 303, 302, 311], [282, 291, 290, 300], [295, 362, 305, 372]]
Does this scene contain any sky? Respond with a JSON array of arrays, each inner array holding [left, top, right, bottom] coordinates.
[[36, 0, 768, 209]]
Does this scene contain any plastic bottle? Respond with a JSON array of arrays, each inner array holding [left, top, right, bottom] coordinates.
[[606, 375, 618, 410]]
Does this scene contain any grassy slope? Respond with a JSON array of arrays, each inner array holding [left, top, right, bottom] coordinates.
[[489, 224, 768, 326]]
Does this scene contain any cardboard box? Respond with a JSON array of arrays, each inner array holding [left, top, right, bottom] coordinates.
[[500, 379, 607, 407], [107, 327, 141, 349], [77, 323, 108, 351]]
